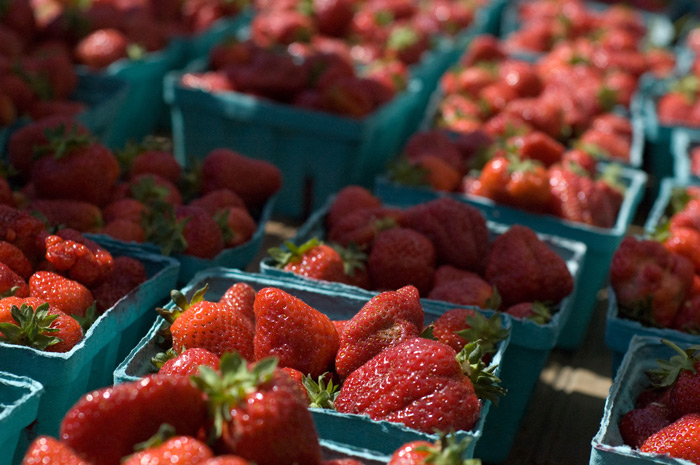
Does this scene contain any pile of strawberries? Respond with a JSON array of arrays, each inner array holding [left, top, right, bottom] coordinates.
[[4, 115, 281, 259], [22, 344, 484, 465], [268, 186, 574, 322], [610, 186, 700, 332], [179, 0, 491, 118], [656, 57, 700, 128], [0, 205, 147, 353], [617, 340, 700, 464]]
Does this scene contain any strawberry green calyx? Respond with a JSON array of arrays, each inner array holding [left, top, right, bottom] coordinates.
[[456, 340, 506, 404], [152, 348, 179, 370], [415, 432, 482, 465], [115, 137, 172, 173], [0, 303, 62, 350], [143, 204, 189, 256], [0, 285, 20, 298], [648, 339, 700, 388], [73, 301, 98, 332], [157, 284, 209, 324], [597, 86, 618, 113], [33, 124, 94, 160], [302, 373, 339, 409], [126, 43, 147, 61], [214, 209, 236, 245], [505, 153, 542, 175], [387, 158, 431, 187], [525, 302, 552, 325], [387, 26, 420, 51], [670, 186, 694, 215], [132, 423, 177, 453], [268, 238, 321, 267], [330, 242, 368, 279], [649, 220, 672, 243], [454, 313, 510, 356], [597, 163, 626, 194], [484, 286, 502, 310], [190, 352, 278, 441]]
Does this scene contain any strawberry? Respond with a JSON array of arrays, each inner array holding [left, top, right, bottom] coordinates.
[[662, 227, 700, 274], [30, 198, 103, 233], [199, 149, 282, 209], [335, 285, 423, 378], [22, 436, 89, 465], [60, 375, 209, 465], [181, 71, 235, 92], [0, 261, 28, 297], [29, 99, 86, 121], [401, 197, 489, 273], [610, 237, 694, 328], [427, 266, 494, 308], [102, 219, 146, 243], [128, 150, 182, 185], [335, 338, 502, 433], [216, 207, 257, 248], [326, 185, 381, 231], [578, 129, 631, 162], [327, 206, 404, 251], [74, 28, 129, 69], [403, 130, 463, 172], [128, 174, 183, 206], [510, 131, 565, 167], [122, 434, 214, 465], [427, 308, 508, 355], [29, 271, 94, 318], [640, 413, 700, 463], [155, 347, 221, 377], [460, 34, 505, 67], [102, 198, 148, 224], [0, 240, 31, 280], [485, 225, 573, 308], [0, 296, 82, 352], [0, 205, 46, 263], [159, 285, 254, 360], [253, 287, 339, 377], [44, 232, 114, 287], [175, 205, 225, 258], [269, 238, 347, 284], [674, 294, 700, 334], [203, 457, 251, 465], [368, 227, 436, 295], [498, 59, 542, 98], [31, 131, 120, 207], [219, 282, 256, 326], [648, 340, 700, 420], [505, 301, 552, 324], [619, 402, 673, 448], [90, 255, 147, 314], [192, 353, 322, 465], [189, 189, 246, 216], [387, 434, 479, 465]]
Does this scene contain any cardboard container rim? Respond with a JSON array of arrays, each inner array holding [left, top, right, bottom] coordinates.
[[0, 372, 44, 422]]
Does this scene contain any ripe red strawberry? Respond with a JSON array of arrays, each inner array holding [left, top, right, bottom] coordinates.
[[192, 354, 322, 465], [327, 206, 404, 251], [199, 149, 282, 209], [428, 307, 508, 355], [648, 341, 700, 420], [674, 293, 700, 333], [427, 265, 494, 307], [610, 237, 694, 327], [387, 434, 476, 465], [44, 232, 114, 287], [640, 413, 700, 463], [30, 198, 103, 233], [90, 255, 147, 314], [22, 436, 89, 465], [102, 198, 148, 224], [129, 150, 182, 185], [0, 261, 28, 297], [326, 185, 382, 231], [128, 174, 183, 206], [368, 227, 436, 295], [216, 207, 257, 248], [156, 347, 221, 377], [269, 238, 347, 284], [102, 219, 146, 243], [335, 338, 501, 433], [505, 301, 552, 324], [189, 189, 246, 216], [0, 296, 82, 352], [0, 204, 50, 263], [159, 286, 254, 360], [7, 115, 89, 180], [29, 99, 86, 121], [219, 282, 256, 325], [403, 130, 463, 172], [401, 197, 489, 273], [122, 435, 214, 465], [29, 271, 94, 318], [175, 205, 225, 259], [662, 227, 700, 274], [510, 131, 565, 167], [74, 28, 129, 69], [323, 460, 364, 465], [485, 225, 573, 308], [60, 375, 209, 465], [0, 240, 31, 280], [460, 34, 505, 66], [619, 403, 673, 448], [31, 133, 120, 207], [254, 287, 339, 377], [335, 285, 423, 378], [203, 457, 252, 465]]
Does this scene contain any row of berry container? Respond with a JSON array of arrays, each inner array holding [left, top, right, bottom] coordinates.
[[255, 193, 586, 464], [0, 373, 43, 465], [2, 238, 179, 464], [605, 176, 700, 376], [114, 267, 512, 462]]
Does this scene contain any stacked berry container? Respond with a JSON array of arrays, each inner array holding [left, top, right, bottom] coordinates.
[[114, 268, 511, 462], [1, 373, 43, 465]]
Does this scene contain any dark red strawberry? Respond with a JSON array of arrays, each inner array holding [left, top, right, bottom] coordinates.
[[30, 198, 103, 233], [129, 150, 182, 185], [327, 206, 404, 251], [90, 255, 147, 314], [0, 261, 28, 297], [189, 189, 246, 216], [335, 285, 423, 378], [102, 219, 146, 243], [0, 240, 31, 280], [619, 402, 673, 448], [22, 436, 89, 465], [175, 205, 225, 259], [269, 238, 347, 284], [155, 347, 221, 377], [254, 287, 339, 377], [326, 185, 382, 231], [216, 207, 257, 248], [427, 265, 494, 308]]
